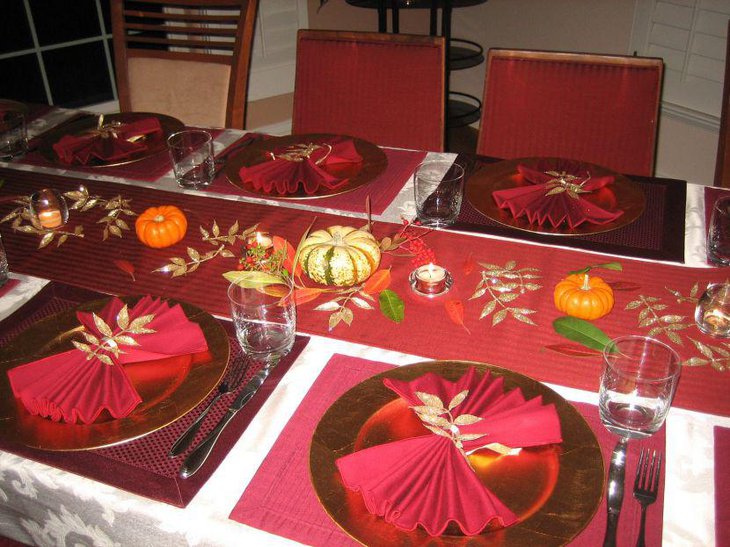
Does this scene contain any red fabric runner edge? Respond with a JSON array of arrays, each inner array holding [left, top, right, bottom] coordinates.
[[229, 354, 665, 546], [715, 426, 730, 547]]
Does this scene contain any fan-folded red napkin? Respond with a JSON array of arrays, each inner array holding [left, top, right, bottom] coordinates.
[[336, 367, 562, 536], [239, 138, 362, 195], [7, 296, 208, 424], [52, 117, 162, 165], [492, 160, 623, 229]]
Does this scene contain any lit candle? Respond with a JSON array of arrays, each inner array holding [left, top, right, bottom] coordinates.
[[414, 263, 447, 294], [252, 232, 273, 249], [37, 209, 63, 229], [702, 308, 730, 335]]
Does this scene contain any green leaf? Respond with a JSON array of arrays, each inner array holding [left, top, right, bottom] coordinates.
[[379, 289, 404, 323], [568, 262, 623, 275], [223, 270, 285, 288], [552, 316, 613, 351]]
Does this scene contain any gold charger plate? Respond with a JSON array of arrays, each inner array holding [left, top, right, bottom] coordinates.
[[224, 133, 388, 200], [38, 112, 184, 167], [310, 361, 604, 546], [0, 296, 229, 451], [466, 157, 646, 236]]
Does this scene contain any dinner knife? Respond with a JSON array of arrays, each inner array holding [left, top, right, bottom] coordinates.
[[179, 359, 274, 479], [602, 437, 628, 547]]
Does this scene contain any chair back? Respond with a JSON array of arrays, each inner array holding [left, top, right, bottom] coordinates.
[[111, 0, 258, 129], [293, 30, 446, 151], [477, 49, 664, 177], [715, 21, 730, 188]]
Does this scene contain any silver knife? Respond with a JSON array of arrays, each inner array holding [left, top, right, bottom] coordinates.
[[179, 360, 274, 479], [602, 437, 628, 547]]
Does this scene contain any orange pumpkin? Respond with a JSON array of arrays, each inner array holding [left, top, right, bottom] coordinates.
[[554, 273, 614, 320], [135, 205, 188, 248]]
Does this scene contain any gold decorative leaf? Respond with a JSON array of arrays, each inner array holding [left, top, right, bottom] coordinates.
[[453, 414, 482, 426], [129, 314, 155, 333], [416, 391, 445, 409], [350, 296, 374, 310], [113, 335, 139, 347], [81, 331, 100, 345], [411, 405, 444, 417], [448, 390, 468, 410], [93, 313, 114, 338], [419, 414, 451, 428], [458, 432, 488, 442], [97, 354, 114, 366], [117, 306, 130, 330]]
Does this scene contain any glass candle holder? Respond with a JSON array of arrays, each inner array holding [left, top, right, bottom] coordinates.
[[695, 283, 730, 337], [409, 263, 452, 297], [30, 188, 69, 229]]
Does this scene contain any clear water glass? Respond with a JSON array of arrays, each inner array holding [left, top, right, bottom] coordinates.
[[414, 160, 465, 227], [695, 283, 730, 337], [227, 278, 296, 364], [708, 196, 730, 265], [0, 232, 8, 287], [167, 129, 214, 189], [599, 335, 681, 439], [0, 111, 28, 160]]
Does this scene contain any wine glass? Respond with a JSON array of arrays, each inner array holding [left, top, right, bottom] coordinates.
[[598, 335, 681, 546]]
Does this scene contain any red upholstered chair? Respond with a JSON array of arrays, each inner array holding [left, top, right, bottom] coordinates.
[[111, 0, 258, 129], [292, 30, 446, 152], [477, 49, 664, 177], [715, 20, 730, 188]]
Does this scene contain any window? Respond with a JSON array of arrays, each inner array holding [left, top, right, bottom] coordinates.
[[0, 0, 116, 108], [631, 0, 730, 129]]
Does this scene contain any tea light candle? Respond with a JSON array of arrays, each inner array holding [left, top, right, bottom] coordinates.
[[415, 263, 447, 294], [702, 308, 730, 334], [695, 283, 730, 338], [252, 232, 273, 249], [37, 209, 63, 229]]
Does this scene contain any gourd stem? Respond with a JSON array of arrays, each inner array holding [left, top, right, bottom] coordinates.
[[581, 273, 592, 291]]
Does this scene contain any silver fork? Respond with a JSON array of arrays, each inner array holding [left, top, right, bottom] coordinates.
[[168, 355, 248, 457], [633, 448, 662, 547]]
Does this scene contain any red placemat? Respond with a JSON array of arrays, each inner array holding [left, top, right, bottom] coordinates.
[[1, 168, 730, 417], [715, 426, 730, 547], [207, 144, 425, 215], [452, 155, 686, 263], [230, 354, 665, 546], [0, 281, 309, 507]]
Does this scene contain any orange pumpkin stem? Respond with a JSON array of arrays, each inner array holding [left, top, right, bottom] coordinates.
[[581, 273, 592, 291]]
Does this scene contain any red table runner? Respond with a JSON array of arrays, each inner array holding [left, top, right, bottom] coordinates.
[[230, 354, 665, 546], [0, 281, 309, 507], [1, 168, 730, 416]]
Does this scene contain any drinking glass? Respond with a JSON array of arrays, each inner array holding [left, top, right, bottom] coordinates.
[[0, 232, 8, 287], [0, 111, 27, 160], [695, 283, 730, 337], [414, 160, 465, 227], [599, 335, 681, 439], [227, 278, 296, 364], [708, 196, 730, 265], [167, 129, 214, 189]]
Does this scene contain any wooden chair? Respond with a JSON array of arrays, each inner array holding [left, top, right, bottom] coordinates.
[[110, 0, 258, 129], [715, 20, 730, 188], [292, 30, 446, 152], [477, 48, 664, 177]]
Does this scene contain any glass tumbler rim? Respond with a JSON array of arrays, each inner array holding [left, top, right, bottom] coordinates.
[[415, 159, 465, 184], [226, 277, 295, 309], [167, 128, 212, 148], [602, 334, 681, 382]]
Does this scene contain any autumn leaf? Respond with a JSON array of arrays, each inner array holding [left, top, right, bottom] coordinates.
[[273, 235, 301, 277], [379, 289, 404, 323], [552, 316, 613, 351], [544, 343, 603, 357], [293, 287, 325, 305], [607, 281, 642, 291], [362, 269, 391, 295], [568, 262, 623, 275], [463, 252, 476, 276], [444, 299, 471, 334], [113, 259, 136, 281]]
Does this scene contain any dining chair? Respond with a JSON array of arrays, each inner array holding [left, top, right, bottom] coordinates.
[[292, 30, 446, 152], [715, 20, 730, 188], [477, 48, 664, 177], [110, 0, 258, 130]]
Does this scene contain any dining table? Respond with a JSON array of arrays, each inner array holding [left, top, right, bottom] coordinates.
[[0, 104, 728, 547]]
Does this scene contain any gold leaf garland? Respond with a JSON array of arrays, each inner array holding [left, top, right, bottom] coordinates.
[[470, 261, 542, 326]]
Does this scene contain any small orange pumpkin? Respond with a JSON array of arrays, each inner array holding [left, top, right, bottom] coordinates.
[[554, 273, 614, 320], [135, 205, 188, 248]]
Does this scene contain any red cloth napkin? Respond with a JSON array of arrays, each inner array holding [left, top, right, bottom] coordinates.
[[492, 160, 624, 229], [238, 138, 362, 195], [336, 367, 562, 536], [7, 296, 208, 424], [52, 117, 162, 166]]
